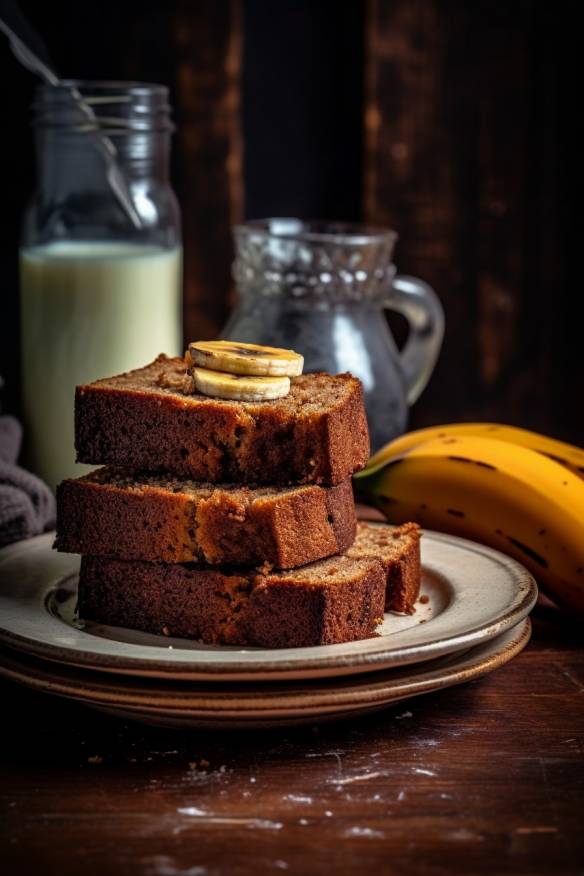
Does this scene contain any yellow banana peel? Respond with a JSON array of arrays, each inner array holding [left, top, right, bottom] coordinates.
[[360, 422, 584, 480], [355, 432, 584, 615]]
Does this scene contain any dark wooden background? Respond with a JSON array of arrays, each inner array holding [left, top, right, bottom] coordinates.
[[0, 0, 579, 441], [0, 7, 582, 873]]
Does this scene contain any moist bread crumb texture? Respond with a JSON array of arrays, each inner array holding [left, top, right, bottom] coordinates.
[[56, 468, 357, 569], [77, 522, 421, 647], [79, 553, 387, 648], [74, 355, 370, 485]]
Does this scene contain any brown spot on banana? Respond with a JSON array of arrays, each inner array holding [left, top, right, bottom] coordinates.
[[506, 536, 549, 568], [222, 345, 271, 358], [447, 455, 496, 471], [543, 451, 570, 466]]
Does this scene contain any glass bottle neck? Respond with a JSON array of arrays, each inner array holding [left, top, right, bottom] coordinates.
[[24, 82, 180, 248], [34, 129, 171, 194], [31, 80, 174, 193]]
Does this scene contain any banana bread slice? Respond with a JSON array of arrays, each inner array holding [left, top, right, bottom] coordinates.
[[75, 355, 369, 485], [56, 468, 356, 569], [78, 553, 386, 648], [77, 522, 421, 648], [346, 522, 421, 613]]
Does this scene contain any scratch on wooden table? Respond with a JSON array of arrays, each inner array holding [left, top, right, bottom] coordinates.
[[343, 826, 386, 838], [515, 826, 559, 835], [537, 755, 557, 816], [559, 667, 584, 692], [413, 738, 441, 748], [283, 794, 314, 804], [330, 770, 390, 786], [305, 749, 344, 776], [412, 767, 437, 776], [175, 810, 284, 830]]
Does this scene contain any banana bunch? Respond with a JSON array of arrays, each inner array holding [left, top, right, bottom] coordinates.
[[354, 423, 584, 615], [186, 340, 304, 401]]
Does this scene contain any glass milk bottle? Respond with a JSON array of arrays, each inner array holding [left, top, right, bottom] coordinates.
[[20, 81, 182, 490]]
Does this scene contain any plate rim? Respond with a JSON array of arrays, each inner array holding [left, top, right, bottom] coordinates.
[[0, 528, 538, 680], [0, 619, 531, 717]]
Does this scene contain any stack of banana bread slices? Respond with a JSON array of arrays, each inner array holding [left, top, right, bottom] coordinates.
[[55, 349, 421, 648]]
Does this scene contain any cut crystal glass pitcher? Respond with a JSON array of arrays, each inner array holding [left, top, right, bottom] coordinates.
[[223, 219, 444, 452]]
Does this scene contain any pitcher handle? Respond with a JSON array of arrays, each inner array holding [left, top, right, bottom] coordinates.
[[386, 274, 445, 405]]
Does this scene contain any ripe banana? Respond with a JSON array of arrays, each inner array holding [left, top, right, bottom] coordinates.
[[188, 340, 304, 377], [355, 434, 584, 615], [365, 422, 584, 479], [192, 366, 290, 401]]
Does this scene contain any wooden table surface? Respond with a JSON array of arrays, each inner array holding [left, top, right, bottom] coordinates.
[[0, 601, 582, 876]]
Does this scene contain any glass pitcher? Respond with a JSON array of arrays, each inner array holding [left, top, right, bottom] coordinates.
[[223, 219, 444, 452]]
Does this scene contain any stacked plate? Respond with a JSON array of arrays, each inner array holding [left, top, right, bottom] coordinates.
[[0, 525, 537, 728]]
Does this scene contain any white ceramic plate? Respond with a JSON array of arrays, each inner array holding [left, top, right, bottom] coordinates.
[[0, 529, 536, 681], [0, 619, 531, 728]]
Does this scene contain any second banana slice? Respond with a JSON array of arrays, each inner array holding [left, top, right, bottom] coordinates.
[[193, 366, 291, 401]]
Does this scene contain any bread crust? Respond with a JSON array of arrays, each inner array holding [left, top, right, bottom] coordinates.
[[346, 522, 421, 613], [56, 470, 357, 569], [74, 356, 370, 485]]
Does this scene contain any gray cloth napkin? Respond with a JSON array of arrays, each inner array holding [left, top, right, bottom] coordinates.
[[0, 415, 56, 547]]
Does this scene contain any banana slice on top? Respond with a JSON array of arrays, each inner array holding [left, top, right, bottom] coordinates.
[[193, 367, 291, 402], [188, 340, 304, 377]]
